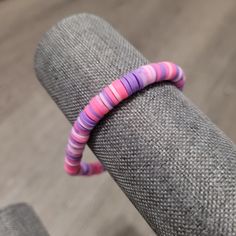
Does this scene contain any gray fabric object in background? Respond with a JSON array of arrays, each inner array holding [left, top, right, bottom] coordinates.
[[0, 203, 49, 236], [34, 14, 236, 236]]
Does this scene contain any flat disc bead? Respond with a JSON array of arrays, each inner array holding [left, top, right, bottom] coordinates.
[[71, 130, 89, 144], [95, 95, 110, 114], [65, 149, 81, 160], [79, 111, 96, 127], [89, 96, 109, 117], [93, 163, 104, 174], [73, 122, 90, 136], [65, 155, 82, 166], [120, 77, 133, 95], [133, 67, 149, 87], [162, 61, 177, 80], [65, 157, 80, 167], [131, 72, 143, 90], [111, 79, 129, 100], [68, 137, 85, 149], [152, 63, 167, 81], [65, 155, 81, 165], [77, 117, 93, 131], [99, 92, 113, 110], [131, 71, 144, 89], [65, 157, 81, 166], [142, 65, 156, 85], [67, 144, 84, 156], [73, 122, 90, 138], [71, 128, 89, 143], [175, 78, 185, 90], [69, 138, 86, 151], [70, 132, 89, 148], [64, 161, 80, 175], [66, 147, 84, 159], [77, 118, 94, 131], [100, 89, 115, 107], [87, 162, 104, 175], [124, 73, 140, 93], [173, 65, 183, 82], [103, 87, 119, 106], [84, 105, 101, 122], [79, 162, 90, 175]]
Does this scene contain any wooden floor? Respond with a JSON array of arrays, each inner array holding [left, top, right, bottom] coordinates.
[[0, 0, 236, 235]]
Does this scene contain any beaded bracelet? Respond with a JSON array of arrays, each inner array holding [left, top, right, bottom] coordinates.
[[65, 61, 186, 176]]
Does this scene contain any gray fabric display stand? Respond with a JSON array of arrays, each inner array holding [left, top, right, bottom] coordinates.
[[0, 203, 49, 236], [34, 14, 236, 236]]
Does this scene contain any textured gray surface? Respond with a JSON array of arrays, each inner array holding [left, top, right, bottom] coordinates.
[[34, 14, 236, 235], [0, 203, 49, 236]]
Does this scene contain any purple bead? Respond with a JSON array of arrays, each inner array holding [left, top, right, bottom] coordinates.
[[173, 65, 181, 82], [120, 77, 132, 95], [159, 63, 167, 80], [66, 149, 82, 159], [69, 136, 85, 147], [80, 111, 96, 127], [124, 73, 140, 93], [74, 121, 90, 135], [132, 70, 144, 89], [66, 155, 80, 163], [87, 105, 102, 120], [81, 162, 90, 175], [99, 91, 113, 110], [101, 89, 115, 107], [76, 120, 88, 131]]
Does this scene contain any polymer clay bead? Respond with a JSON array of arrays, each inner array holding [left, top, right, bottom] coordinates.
[[132, 71, 144, 89], [103, 87, 119, 106], [64, 61, 186, 176], [120, 77, 133, 95], [124, 73, 140, 93], [99, 91, 113, 109], [84, 105, 101, 122], [112, 80, 129, 100]]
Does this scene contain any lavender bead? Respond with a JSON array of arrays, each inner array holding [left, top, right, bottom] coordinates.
[[101, 89, 115, 107], [120, 77, 133, 95], [132, 70, 144, 89], [80, 111, 96, 126], [124, 73, 140, 93]]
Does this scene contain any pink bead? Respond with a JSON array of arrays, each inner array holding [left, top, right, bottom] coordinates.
[[73, 122, 90, 136], [135, 67, 149, 87], [89, 162, 104, 175], [64, 161, 80, 176], [173, 65, 183, 82], [142, 65, 156, 85], [95, 95, 110, 115], [104, 86, 119, 105], [175, 78, 185, 90], [150, 63, 162, 82], [77, 117, 93, 130], [89, 96, 108, 117], [71, 128, 89, 143], [108, 84, 121, 101], [99, 92, 113, 110], [162, 61, 177, 80], [67, 144, 83, 155], [84, 105, 100, 122], [111, 79, 129, 100], [68, 138, 85, 149]]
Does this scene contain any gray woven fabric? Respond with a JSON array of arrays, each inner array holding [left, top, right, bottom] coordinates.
[[0, 203, 49, 236], [34, 14, 236, 235]]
